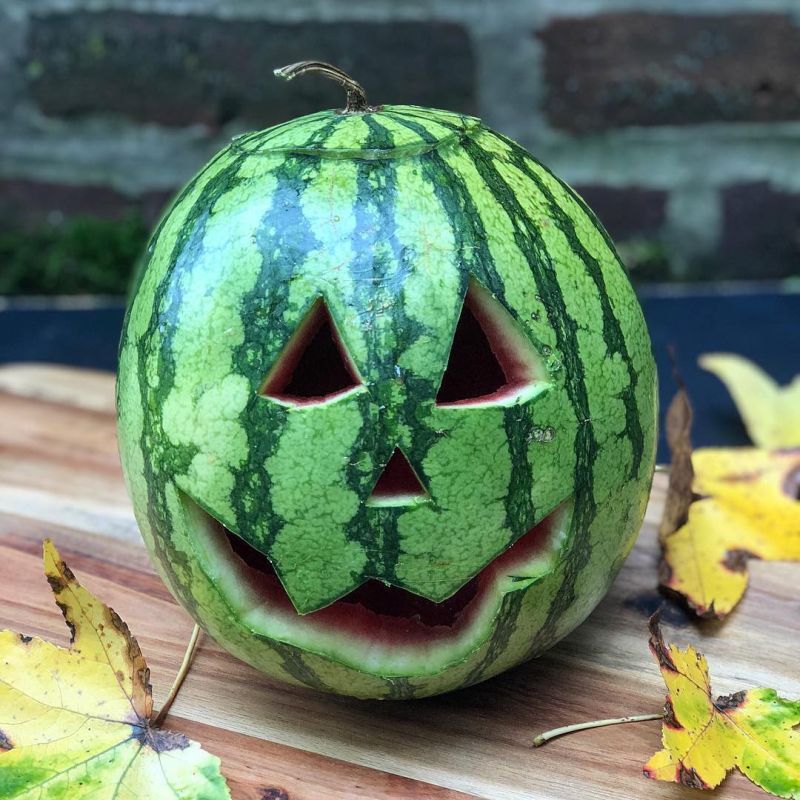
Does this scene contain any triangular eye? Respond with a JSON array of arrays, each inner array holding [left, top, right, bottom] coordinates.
[[436, 279, 545, 406], [260, 299, 361, 405], [367, 448, 428, 506]]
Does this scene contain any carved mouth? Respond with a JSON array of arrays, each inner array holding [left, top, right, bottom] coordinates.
[[185, 496, 569, 669]]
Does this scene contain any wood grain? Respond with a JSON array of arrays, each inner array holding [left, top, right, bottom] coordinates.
[[1, 362, 798, 800]]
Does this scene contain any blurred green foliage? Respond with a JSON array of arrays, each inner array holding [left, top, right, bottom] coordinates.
[[616, 238, 672, 282], [0, 214, 147, 295]]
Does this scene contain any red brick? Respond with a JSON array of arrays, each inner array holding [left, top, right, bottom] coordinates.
[[0, 179, 172, 230], [540, 14, 800, 131], [572, 185, 666, 241], [26, 12, 475, 129], [720, 182, 800, 280]]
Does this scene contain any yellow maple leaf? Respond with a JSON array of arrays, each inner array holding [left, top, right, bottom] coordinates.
[[0, 540, 231, 799], [661, 447, 800, 617], [700, 353, 800, 448], [644, 615, 800, 797]]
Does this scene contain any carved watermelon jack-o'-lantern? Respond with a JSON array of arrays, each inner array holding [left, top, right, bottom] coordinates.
[[117, 62, 657, 699]]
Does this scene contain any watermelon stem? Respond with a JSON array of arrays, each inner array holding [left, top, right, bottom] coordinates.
[[273, 60, 372, 113], [532, 713, 662, 748]]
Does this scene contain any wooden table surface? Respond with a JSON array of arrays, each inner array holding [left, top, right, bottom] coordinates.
[[1, 362, 797, 800]]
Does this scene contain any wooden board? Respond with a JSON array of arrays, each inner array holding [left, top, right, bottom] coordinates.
[[1, 362, 798, 800]]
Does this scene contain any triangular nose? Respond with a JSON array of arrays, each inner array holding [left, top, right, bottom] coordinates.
[[367, 448, 428, 506]]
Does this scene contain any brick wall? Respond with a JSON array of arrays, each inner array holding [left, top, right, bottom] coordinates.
[[1, 0, 799, 292]]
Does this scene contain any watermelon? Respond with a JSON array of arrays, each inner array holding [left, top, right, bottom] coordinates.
[[117, 63, 657, 699]]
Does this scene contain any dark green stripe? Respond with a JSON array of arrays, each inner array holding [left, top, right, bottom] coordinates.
[[503, 406, 537, 532], [384, 677, 416, 700], [382, 108, 464, 134], [239, 109, 333, 151], [495, 141, 644, 479], [459, 138, 599, 659], [121, 143, 239, 341], [387, 114, 565, 676], [136, 121, 338, 597], [389, 118, 540, 549], [463, 591, 526, 686], [136, 154, 251, 603], [263, 640, 330, 692], [388, 117, 544, 518], [344, 116, 401, 578], [229, 121, 345, 553], [228, 153, 320, 544], [361, 118, 451, 581]]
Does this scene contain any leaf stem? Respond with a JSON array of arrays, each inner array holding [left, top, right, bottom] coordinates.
[[152, 624, 202, 728], [532, 713, 662, 747]]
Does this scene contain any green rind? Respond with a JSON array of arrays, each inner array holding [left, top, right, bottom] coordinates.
[[117, 104, 657, 698]]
